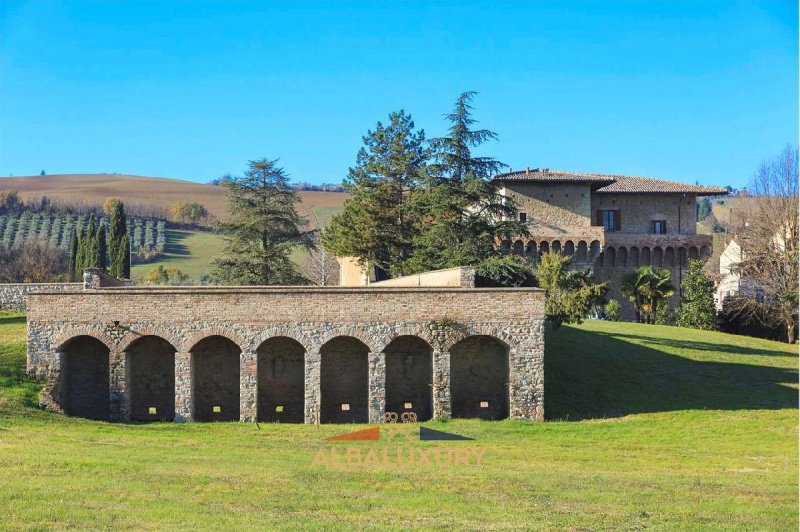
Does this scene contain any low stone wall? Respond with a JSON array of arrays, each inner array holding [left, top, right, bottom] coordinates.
[[0, 283, 83, 313]]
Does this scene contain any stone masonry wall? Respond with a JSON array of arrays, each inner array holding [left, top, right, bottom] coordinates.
[[0, 283, 82, 313], [502, 182, 593, 228], [27, 286, 546, 423], [592, 193, 697, 235]]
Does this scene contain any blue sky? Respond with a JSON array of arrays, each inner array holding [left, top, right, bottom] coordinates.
[[1, 1, 796, 188]]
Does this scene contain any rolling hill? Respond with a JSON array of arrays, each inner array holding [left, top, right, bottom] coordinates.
[[0, 173, 348, 229]]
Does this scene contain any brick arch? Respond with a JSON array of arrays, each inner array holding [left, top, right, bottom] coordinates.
[[441, 324, 518, 352], [252, 326, 313, 353], [118, 326, 182, 353], [377, 325, 436, 353], [182, 326, 250, 353], [315, 326, 382, 353], [52, 325, 116, 352]]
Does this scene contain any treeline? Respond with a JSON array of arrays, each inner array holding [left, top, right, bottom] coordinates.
[[208, 175, 345, 192], [68, 199, 131, 280]]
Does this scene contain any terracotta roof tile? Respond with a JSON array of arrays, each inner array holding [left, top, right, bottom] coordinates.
[[493, 168, 727, 196]]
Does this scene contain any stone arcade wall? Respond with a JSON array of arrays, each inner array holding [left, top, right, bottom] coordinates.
[[27, 286, 546, 423]]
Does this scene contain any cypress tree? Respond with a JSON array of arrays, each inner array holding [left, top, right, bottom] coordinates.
[[68, 227, 79, 281], [120, 234, 131, 279], [108, 201, 128, 278], [97, 224, 107, 270]]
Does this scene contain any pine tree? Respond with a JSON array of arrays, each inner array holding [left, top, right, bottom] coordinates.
[[68, 227, 79, 281], [97, 223, 107, 270], [323, 110, 427, 277], [407, 91, 527, 283], [676, 259, 719, 330], [210, 158, 312, 285]]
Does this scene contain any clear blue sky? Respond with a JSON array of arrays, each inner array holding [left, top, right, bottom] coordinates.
[[1, 1, 797, 188]]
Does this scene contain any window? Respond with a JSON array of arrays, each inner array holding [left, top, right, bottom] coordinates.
[[518, 212, 527, 223], [598, 210, 620, 231], [652, 220, 667, 234]]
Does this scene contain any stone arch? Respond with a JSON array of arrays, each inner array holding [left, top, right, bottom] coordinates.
[[377, 325, 436, 353], [256, 336, 305, 423], [617, 246, 628, 267], [604, 246, 616, 267], [630, 246, 640, 267], [538, 241, 550, 255], [499, 240, 511, 252], [441, 324, 518, 353], [118, 325, 182, 354], [664, 246, 675, 267], [126, 335, 176, 422], [688, 246, 699, 260], [525, 240, 537, 257], [384, 335, 433, 422], [551, 240, 561, 254], [589, 240, 601, 261], [652, 246, 663, 267], [191, 335, 241, 421], [512, 240, 524, 256], [315, 326, 382, 353], [53, 326, 115, 353], [700, 246, 712, 258], [576, 241, 588, 262], [450, 335, 509, 420], [251, 326, 313, 354], [183, 326, 249, 354], [563, 240, 575, 256], [60, 335, 110, 420], [320, 336, 370, 423], [641, 247, 651, 266]]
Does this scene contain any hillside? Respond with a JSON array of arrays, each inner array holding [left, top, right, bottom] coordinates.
[[0, 173, 348, 229], [0, 314, 796, 529]]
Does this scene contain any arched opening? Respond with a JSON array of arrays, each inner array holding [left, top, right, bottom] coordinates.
[[630, 246, 640, 267], [576, 241, 588, 262], [700, 246, 712, 258], [525, 241, 538, 263], [664, 247, 675, 267], [652, 247, 663, 267], [617, 247, 628, 267], [191, 335, 241, 422], [384, 336, 433, 422], [512, 240, 524, 256], [450, 335, 509, 420], [641, 247, 651, 266], [551, 240, 561, 254], [589, 240, 601, 261], [539, 241, 550, 256], [679, 247, 688, 266], [61, 336, 110, 420], [563, 240, 575, 256], [499, 240, 511, 252], [127, 336, 176, 422], [320, 336, 369, 423], [604, 246, 616, 267], [689, 246, 699, 260], [257, 337, 305, 423]]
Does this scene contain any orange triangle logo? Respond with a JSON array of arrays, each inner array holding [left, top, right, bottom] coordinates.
[[325, 426, 380, 441]]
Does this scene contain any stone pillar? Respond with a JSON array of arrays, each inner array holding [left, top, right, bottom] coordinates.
[[174, 351, 192, 422], [109, 349, 128, 421], [432, 348, 451, 420], [508, 329, 545, 421], [368, 351, 386, 423], [240, 350, 257, 422], [303, 349, 321, 424], [39, 350, 65, 414]]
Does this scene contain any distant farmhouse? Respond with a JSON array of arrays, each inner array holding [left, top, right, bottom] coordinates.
[[494, 168, 726, 319]]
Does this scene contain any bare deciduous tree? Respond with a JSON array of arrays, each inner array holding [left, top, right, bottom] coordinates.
[[0, 239, 68, 283], [300, 238, 339, 286], [731, 144, 798, 343]]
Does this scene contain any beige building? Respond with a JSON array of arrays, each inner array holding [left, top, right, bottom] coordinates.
[[494, 168, 726, 319]]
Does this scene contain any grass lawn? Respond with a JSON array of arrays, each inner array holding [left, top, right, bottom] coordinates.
[[0, 313, 796, 529], [130, 229, 224, 281]]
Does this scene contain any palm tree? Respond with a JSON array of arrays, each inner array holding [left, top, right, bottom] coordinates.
[[621, 266, 675, 323]]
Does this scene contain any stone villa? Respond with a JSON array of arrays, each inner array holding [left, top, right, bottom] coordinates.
[[494, 168, 726, 318]]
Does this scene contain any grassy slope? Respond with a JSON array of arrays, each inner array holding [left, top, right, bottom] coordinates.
[[0, 314, 796, 529], [130, 229, 224, 280]]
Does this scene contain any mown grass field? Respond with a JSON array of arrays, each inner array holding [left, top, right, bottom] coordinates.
[[0, 313, 796, 530], [130, 229, 225, 281]]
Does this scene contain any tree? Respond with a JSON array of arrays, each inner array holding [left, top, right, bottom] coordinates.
[[300, 240, 340, 286], [731, 144, 799, 343], [697, 197, 712, 221], [323, 110, 427, 277], [108, 200, 129, 278], [97, 224, 108, 271], [675, 259, 718, 330], [536, 251, 607, 330], [406, 91, 528, 283], [83, 215, 100, 269], [210, 158, 312, 285], [103, 197, 123, 216], [604, 299, 621, 321], [68, 227, 79, 281], [142, 265, 192, 285], [621, 266, 676, 324], [0, 239, 67, 283], [170, 201, 209, 225]]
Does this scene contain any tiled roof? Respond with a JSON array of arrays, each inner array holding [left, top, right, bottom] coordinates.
[[493, 168, 727, 196]]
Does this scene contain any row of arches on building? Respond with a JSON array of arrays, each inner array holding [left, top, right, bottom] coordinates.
[[59, 333, 510, 424], [500, 239, 602, 263], [596, 245, 712, 268]]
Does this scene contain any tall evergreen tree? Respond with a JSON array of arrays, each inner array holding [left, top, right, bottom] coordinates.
[[108, 201, 128, 278], [84, 215, 100, 268], [323, 110, 427, 277], [210, 158, 312, 285], [676, 259, 719, 330], [120, 234, 130, 279], [68, 227, 79, 281], [407, 91, 527, 280], [97, 223, 108, 270]]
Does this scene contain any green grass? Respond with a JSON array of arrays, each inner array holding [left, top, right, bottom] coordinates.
[[130, 229, 224, 281], [0, 313, 796, 529]]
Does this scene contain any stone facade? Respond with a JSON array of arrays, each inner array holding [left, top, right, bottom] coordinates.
[[27, 286, 545, 423]]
